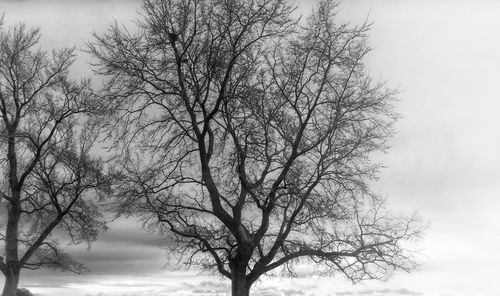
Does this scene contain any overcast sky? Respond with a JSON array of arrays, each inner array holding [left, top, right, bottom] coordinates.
[[1, 0, 499, 296]]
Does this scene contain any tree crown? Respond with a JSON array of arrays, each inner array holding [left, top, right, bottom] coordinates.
[[89, 0, 423, 285]]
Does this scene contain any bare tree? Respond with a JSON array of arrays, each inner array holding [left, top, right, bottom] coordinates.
[[89, 0, 423, 295], [0, 21, 109, 296]]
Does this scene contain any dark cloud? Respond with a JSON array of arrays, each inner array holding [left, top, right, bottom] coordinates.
[[196, 281, 230, 289], [88, 217, 165, 245], [252, 288, 281, 296], [336, 292, 354, 296], [20, 271, 94, 289], [183, 280, 230, 294], [192, 289, 226, 294], [334, 288, 422, 296], [59, 218, 172, 276], [17, 222, 171, 290], [282, 288, 305, 296], [392, 288, 422, 296], [251, 286, 310, 296], [22, 282, 68, 289], [74, 245, 161, 263]]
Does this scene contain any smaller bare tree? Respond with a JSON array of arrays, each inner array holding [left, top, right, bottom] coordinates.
[[0, 21, 109, 296]]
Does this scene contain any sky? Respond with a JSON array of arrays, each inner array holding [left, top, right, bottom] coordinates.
[[0, 0, 499, 295]]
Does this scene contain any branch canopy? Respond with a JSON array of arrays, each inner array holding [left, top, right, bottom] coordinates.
[[0, 21, 109, 279], [90, 0, 423, 287]]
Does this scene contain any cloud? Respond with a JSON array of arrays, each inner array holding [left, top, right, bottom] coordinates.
[[189, 281, 230, 289], [55, 218, 172, 277], [251, 286, 311, 296], [392, 288, 422, 296], [282, 289, 305, 296], [252, 287, 281, 296], [183, 280, 230, 294], [334, 288, 422, 296], [24, 272, 426, 296], [22, 282, 67, 289], [95, 218, 166, 247]]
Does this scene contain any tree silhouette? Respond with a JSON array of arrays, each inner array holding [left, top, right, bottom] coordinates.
[[0, 20, 109, 296], [89, 0, 423, 295]]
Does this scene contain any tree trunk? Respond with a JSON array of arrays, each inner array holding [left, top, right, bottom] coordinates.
[[3, 190, 21, 296], [230, 257, 250, 296], [2, 269, 19, 296], [231, 270, 250, 296]]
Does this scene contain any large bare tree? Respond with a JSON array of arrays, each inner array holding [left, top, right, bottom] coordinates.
[[89, 0, 423, 295], [0, 21, 109, 296]]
